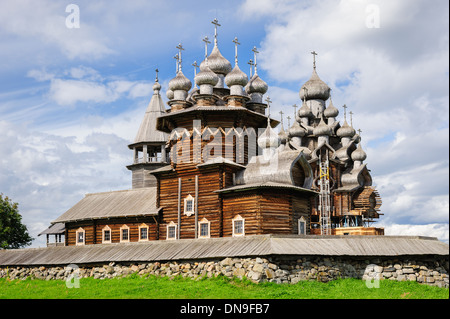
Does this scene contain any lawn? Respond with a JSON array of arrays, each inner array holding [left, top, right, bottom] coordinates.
[[0, 274, 448, 299]]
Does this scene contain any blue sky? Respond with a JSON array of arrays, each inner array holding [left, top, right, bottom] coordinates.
[[0, 0, 448, 247]]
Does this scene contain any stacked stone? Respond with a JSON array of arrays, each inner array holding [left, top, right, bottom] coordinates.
[[1, 256, 448, 288]]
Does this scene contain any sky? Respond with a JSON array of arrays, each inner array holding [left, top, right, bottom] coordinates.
[[0, 0, 448, 247]]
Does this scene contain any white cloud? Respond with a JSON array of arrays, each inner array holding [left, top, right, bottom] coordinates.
[[0, 0, 114, 61], [240, 0, 449, 242]]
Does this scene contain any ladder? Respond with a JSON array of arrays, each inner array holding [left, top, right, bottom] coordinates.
[[318, 152, 332, 235]]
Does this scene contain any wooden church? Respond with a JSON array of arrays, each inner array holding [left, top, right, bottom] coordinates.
[[42, 19, 383, 247]]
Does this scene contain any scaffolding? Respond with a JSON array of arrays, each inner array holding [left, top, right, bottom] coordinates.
[[318, 152, 332, 235]]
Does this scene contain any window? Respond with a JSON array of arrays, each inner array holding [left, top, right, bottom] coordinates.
[[120, 225, 130, 243], [139, 224, 149, 241], [76, 227, 85, 246], [232, 215, 245, 237], [298, 216, 306, 235], [102, 226, 112, 244], [184, 194, 195, 217], [198, 218, 210, 239], [167, 221, 177, 240]]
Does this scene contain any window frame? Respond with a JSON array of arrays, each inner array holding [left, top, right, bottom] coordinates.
[[298, 216, 307, 235], [184, 194, 195, 217], [198, 218, 210, 239], [102, 225, 112, 244], [232, 215, 245, 237], [75, 227, 85, 246], [120, 224, 130, 243], [167, 221, 177, 240], [138, 223, 149, 242]]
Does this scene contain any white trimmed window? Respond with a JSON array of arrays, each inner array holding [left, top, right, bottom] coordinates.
[[298, 216, 306, 235], [139, 223, 149, 241], [232, 215, 245, 237], [184, 194, 195, 217], [76, 227, 85, 246], [167, 221, 177, 240], [102, 225, 112, 244], [120, 225, 130, 243], [198, 218, 210, 239]]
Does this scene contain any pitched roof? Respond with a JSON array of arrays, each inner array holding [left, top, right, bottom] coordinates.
[[131, 91, 168, 145], [0, 235, 447, 266], [52, 188, 159, 224]]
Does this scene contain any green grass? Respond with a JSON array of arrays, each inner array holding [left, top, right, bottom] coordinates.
[[0, 275, 448, 299]]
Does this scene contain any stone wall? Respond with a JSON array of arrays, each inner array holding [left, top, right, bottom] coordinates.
[[0, 255, 448, 288]]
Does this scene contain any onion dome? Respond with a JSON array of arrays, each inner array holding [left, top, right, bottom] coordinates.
[[351, 143, 367, 162], [168, 70, 192, 92], [166, 89, 174, 100], [246, 74, 268, 95], [206, 45, 232, 75], [195, 63, 219, 87], [313, 117, 332, 136], [299, 69, 330, 101], [278, 125, 288, 144], [225, 64, 248, 87], [298, 102, 313, 118], [336, 120, 356, 138], [324, 99, 339, 118], [152, 81, 161, 93], [288, 121, 306, 138], [258, 124, 280, 149]]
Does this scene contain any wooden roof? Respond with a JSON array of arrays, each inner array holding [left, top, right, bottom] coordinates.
[[0, 235, 447, 266], [52, 187, 159, 224]]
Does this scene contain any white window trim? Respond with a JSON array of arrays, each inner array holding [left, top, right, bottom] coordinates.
[[102, 225, 112, 244], [120, 224, 130, 243], [298, 216, 307, 235], [198, 218, 211, 239], [184, 194, 195, 217], [232, 214, 245, 237], [138, 223, 149, 242], [75, 227, 85, 246], [167, 221, 177, 240]]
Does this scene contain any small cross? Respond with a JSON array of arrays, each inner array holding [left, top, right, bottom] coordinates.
[[174, 54, 179, 73], [265, 96, 272, 117], [211, 18, 221, 44], [248, 59, 254, 77], [192, 61, 199, 87], [357, 128, 362, 136], [176, 43, 184, 71], [287, 116, 291, 128], [202, 36, 210, 58], [252, 46, 259, 74], [349, 111, 354, 126], [292, 104, 298, 115], [342, 104, 348, 120], [279, 110, 284, 125], [155, 68, 159, 82], [311, 51, 318, 70], [232, 37, 240, 65]]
